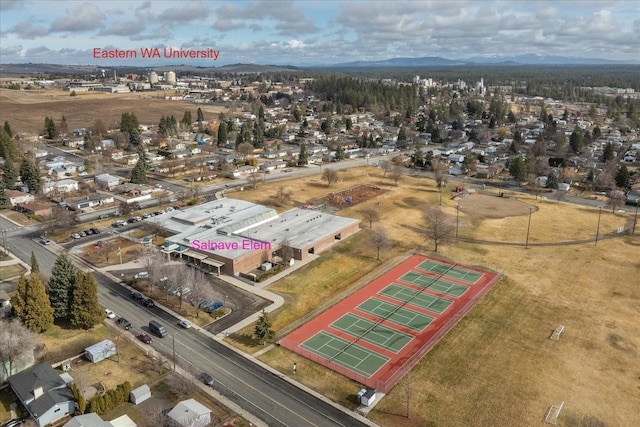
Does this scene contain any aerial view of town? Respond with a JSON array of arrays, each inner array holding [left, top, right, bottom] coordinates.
[[1, 1, 639, 427]]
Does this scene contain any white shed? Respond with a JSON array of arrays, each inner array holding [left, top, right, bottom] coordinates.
[[129, 384, 151, 405], [167, 399, 211, 427], [84, 340, 116, 363], [358, 388, 376, 407]]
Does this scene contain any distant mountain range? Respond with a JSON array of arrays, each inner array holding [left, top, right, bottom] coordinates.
[[328, 54, 639, 67]]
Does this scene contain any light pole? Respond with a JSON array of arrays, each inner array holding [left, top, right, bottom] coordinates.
[[633, 200, 638, 236], [456, 205, 460, 239], [293, 361, 297, 380], [595, 206, 603, 245], [172, 333, 176, 371], [525, 207, 534, 249]]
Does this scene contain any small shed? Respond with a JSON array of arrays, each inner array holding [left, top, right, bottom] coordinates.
[[84, 340, 116, 363], [358, 388, 376, 407], [129, 384, 151, 405], [167, 399, 211, 427]]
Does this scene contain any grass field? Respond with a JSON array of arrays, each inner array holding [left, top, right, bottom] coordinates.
[[227, 166, 640, 427], [0, 87, 227, 134]]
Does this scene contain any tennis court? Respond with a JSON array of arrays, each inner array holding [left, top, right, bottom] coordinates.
[[400, 271, 469, 297], [417, 259, 483, 284], [280, 254, 502, 392], [300, 330, 389, 378], [380, 283, 453, 314], [331, 313, 414, 353], [357, 297, 434, 332]]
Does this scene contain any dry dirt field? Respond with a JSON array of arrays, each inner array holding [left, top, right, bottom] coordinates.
[[0, 88, 227, 134], [228, 166, 640, 427]]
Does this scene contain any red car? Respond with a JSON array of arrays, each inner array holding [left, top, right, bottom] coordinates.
[[138, 333, 153, 344]]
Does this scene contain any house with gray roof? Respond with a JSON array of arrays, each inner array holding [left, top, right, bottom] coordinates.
[[8, 363, 75, 427], [167, 399, 211, 427]]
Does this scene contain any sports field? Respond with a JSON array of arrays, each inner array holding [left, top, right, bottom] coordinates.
[[279, 254, 501, 392]]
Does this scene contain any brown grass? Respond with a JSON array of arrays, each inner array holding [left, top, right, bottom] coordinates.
[[228, 166, 640, 427], [80, 237, 142, 267], [0, 88, 227, 134], [0, 263, 27, 280]]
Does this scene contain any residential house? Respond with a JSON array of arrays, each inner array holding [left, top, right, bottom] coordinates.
[[63, 413, 112, 427], [6, 190, 35, 206], [167, 399, 211, 427], [95, 174, 124, 191], [42, 179, 79, 195], [99, 139, 115, 151], [8, 363, 75, 427], [15, 202, 57, 217]]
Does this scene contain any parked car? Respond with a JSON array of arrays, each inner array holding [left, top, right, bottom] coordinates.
[[138, 333, 153, 344], [141, 298, 155, 308], [2, 419, 24, 427], [178, 320, 192, 329], [129, 291, 144, 300], [199, 372, 214, 386], [116, 317, 132, 330], [40, 238, 52, 245], [90, 228, 100, 234], [134, 271, 149, 280], [71, 233, 82, 239], [104, 309, 116, 319]]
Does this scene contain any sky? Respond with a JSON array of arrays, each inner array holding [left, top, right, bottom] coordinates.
[[1, 0, 639, 66]]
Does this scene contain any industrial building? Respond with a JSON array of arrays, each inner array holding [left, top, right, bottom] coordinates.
[[148, 198, 360, 276]]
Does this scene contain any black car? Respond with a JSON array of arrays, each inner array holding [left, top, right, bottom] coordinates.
[[199, 372, 214, 386], [141, 298, 155, 308], [116, 317, 132, 330], [90, 228, 100, 234], [130, 291, 144, 300]]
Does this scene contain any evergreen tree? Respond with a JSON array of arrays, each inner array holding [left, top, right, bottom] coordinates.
[[130, 159, 147, 184], [345, 117, 353, 130], [397, 127, 407, 141], [30, 251, 40, 274], [48, 253, 78, 321], [197, 107, 204, 122], [181, 110, 192, 129], [0, 183, 11, 209], [128, 128, 141, 146], [297, 144, 308, 166], [44, 117, 56, 139], [119, 112, 139, 134], [13, 274, 54, 332], [3, 121, 12, 137], [615, 165, 630, 189], [569, 126, 584, 153], [217, 121, 228, 146], [70, 271, 103, 330], [334, 143, 345, 161], [508, 156, 527, 181], [19, 159, 41, 194], [602, 143, 614, 162], [546, 172, 558, 189], [0, 128, 18, 162], [136, 146, 150, 171], [254, 309, 274, 345]]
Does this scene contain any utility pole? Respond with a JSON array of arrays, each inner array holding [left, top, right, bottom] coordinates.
[[172, 333, 176, 371], [595, 206, 603, 245], [525, 207, 534, 249], [456, 205, 460, 239], [633, 200, 638, 236], [292, 361, 297, 380]]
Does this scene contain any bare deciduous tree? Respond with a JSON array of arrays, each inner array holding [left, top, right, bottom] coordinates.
[[322, 168, 338, 187], [381, 160, 393, 177], [275, 186, 292, 206], [391, 164, 404, 186], [360, 206, 380, 228], [422, 205, 455, 252], [433, 159, 448, 188], [165, 371, 196, 400], [0, 318, 39, 381], [606, 189, 626, 212], [369, 228, 391, 261], [236, 142, 254, 162], [247, 171, 262, 189], [155, 189, 171, 206], [278, 237, 294, 264]]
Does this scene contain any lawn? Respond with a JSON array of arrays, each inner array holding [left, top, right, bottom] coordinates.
[[227, 166, 639, 427]]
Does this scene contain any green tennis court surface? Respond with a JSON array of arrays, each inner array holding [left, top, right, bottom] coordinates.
[[357, 297, 434, 332], [400, 271, 468, 297], [331, 313, 413, 353], [380, 283, 453, 314], [300, 331, 389, 378], [417, 260, 483, 284]]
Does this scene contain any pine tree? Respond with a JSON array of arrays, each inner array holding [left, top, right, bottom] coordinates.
[[30, 251, 40, 274], [335, 143, 345, 161], [3, 121, 12, 137], [0, 128, 18, 162], [254, 309, 274, 345], [130, 159, 147, 184], [297, 144, 308, 166], [13, 274, 54, 332], [3, 159, 18, 189], [217, 120, 228, 146], [70, 271, 103, 330], [48, 253, 78, 321], [19, 159, 42, 194], [0, 183, 11, 209]]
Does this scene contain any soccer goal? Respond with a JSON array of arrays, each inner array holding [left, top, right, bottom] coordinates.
[[544, 401, 564, 425], [549, 325, 565, 341]]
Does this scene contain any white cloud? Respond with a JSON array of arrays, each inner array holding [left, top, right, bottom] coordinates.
[[50, 2, 106, 32]]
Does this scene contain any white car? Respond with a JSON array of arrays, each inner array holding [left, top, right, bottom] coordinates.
[[178, 320, 192, 329], [105, 309, 116, 319]]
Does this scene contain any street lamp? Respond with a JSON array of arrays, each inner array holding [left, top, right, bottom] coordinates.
[[525, 207, 534, 249], [293, 361, 297, 380], [456, 205, 460, 239], [595, 206, 603, 245], [633, 200, 639, 236]]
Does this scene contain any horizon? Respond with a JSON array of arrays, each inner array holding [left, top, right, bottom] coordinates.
[[1, 1, 639, 67]]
